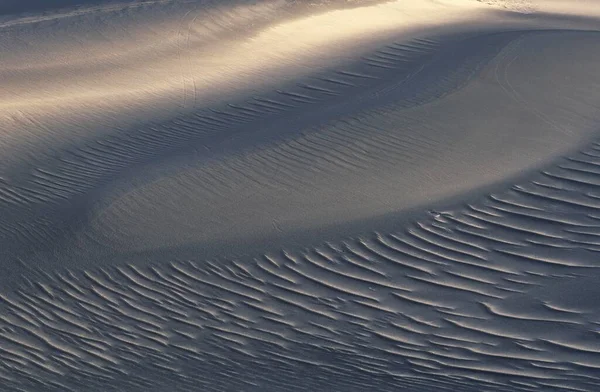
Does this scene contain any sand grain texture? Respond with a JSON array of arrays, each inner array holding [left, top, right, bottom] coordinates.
[[1, 0, 600, 391]]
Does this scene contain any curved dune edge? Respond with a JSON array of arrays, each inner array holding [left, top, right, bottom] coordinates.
[[4, 144, 600, 390], [78, 30, 600, 254], [0, 1, 489, 145], [3, 0, 600, 391]]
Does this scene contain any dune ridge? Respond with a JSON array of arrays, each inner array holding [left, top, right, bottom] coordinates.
[[2, 0, 600, 391]]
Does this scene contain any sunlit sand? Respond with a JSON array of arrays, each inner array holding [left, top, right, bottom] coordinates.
[[2, 1, 600, 390]]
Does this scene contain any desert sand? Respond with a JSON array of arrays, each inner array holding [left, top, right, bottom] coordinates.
[[1, 0, 600, 390]]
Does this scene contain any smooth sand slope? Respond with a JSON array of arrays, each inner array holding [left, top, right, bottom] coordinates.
[[2, 0, 600, 391]]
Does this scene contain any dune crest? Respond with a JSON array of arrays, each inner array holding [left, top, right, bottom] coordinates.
[[2, 0, 600, 391]]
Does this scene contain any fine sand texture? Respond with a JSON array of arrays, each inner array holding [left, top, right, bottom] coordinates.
[[2, 0, 600, 391]]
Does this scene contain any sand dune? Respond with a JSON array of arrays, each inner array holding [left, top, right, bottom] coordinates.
[[2, 0, 600, 391]]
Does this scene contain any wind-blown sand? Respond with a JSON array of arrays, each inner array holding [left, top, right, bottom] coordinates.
[[2, 0, 600, 391]]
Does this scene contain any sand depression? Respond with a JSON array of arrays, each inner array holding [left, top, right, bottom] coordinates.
[[2, 0, 600, 391]]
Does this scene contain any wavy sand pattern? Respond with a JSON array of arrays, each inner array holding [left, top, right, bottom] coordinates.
[[2, 0, 600, 391]]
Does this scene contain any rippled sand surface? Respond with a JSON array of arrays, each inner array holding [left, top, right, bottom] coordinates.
[[2, 0, 600, 391]]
